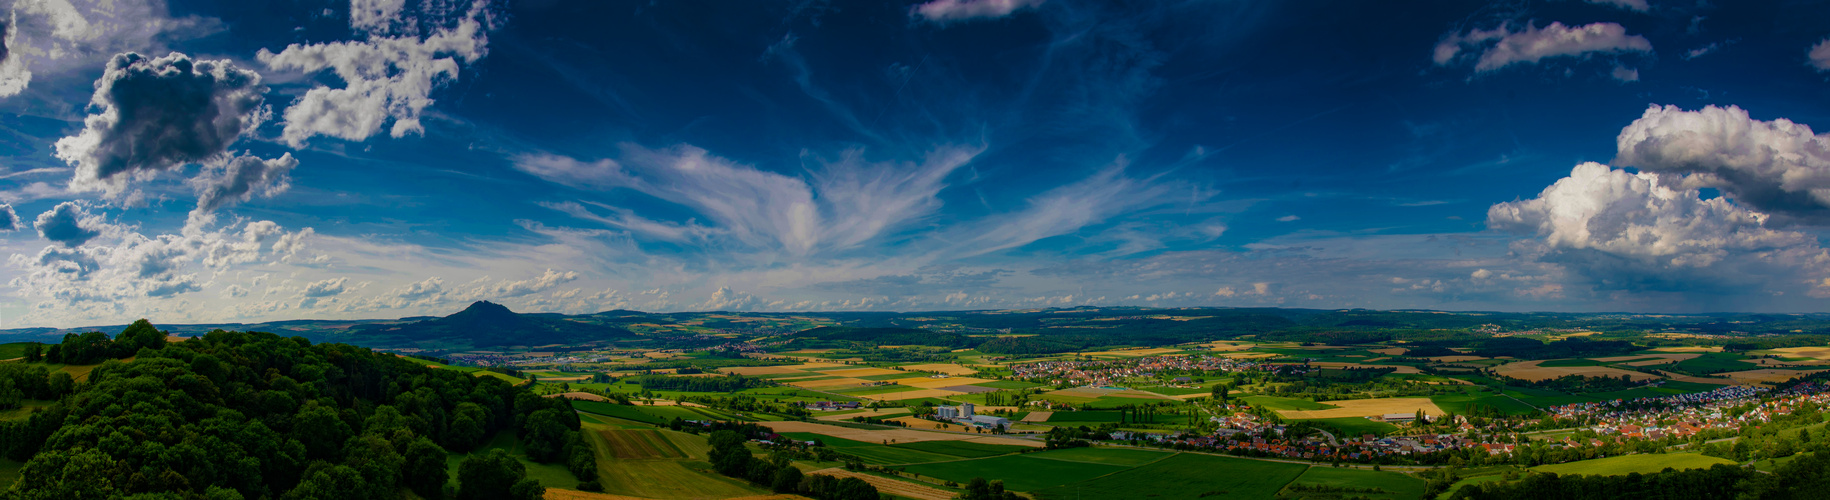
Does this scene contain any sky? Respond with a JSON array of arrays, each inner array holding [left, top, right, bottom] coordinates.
[[0, 0, 1828, 327]]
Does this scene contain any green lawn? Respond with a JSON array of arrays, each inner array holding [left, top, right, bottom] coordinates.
[[1033, 453, 1308, 499], [1299, 417, 1399, 437], [1242, 395, 1338, 411], [902, 455, 1130, 492], [1281, 466, 1426, 500], [889, 440, 1031, 458], [1531, 453, 1735, 476]]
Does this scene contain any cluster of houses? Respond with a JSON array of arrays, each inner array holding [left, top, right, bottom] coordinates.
[[932, 402, 1012, 429], [1008, 354, 1267, 387], [802, 401, 863, 411], [1546, 381, 1830, 444]]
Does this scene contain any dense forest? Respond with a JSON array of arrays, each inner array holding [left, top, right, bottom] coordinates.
[[0, 320, 597, 499]]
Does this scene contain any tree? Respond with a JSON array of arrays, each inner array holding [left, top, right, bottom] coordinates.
[[772, 466, 803, 494], [522, 409, 573, 462], [117, 319, 167, 353], [403, 438, 450, 500], [1212, 383, 1229, 402], [286, 465, 368, 500], [291, 403, 353, 462], [458, 449, 539, 500]]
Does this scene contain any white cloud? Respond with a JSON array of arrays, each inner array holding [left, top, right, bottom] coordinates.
[[54, 52, 267, 198], [301, 277, 348, 297], [518, 144, 979, 256], [188, 153, 298, 230], [456, 269, 579, 300], [0, 203, 19, 231], [33, 201, 104, 247], [258, 0, 494, 146], [957, 157, 1181, 257], [1610, 65, 1639, 82], [693, 286, 762, 311], [1276, 215, 1300, 222], [349, 0, 410, 34], [912, 0, 1044, 23], [1434, 22, 1652, 74], [1811, 38, 1830, 72], [1614, 104, 1830, 224], [1487, 162, 1830, 292], [0, 0, 215, 98]]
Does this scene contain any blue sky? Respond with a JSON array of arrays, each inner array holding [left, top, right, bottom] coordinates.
[[1, 0, 1829, 327]]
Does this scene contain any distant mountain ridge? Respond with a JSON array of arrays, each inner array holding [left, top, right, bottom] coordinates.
[[348, 301, 634, 347]]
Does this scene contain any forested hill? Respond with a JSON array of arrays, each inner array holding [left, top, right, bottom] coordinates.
[[347, 300, 635, 347], [0, 321, 598, 499]]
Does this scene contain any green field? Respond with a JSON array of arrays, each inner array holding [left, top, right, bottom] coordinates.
[[1430, 392, 1539, 416], [0, 343, 35, 360], [1034, 453, 1309, 499], [889, 440, 1032, 458], [1029, 447, 1172, 466], [1671, 353, 1760, 376], [777, 432, 875, 448], [578, 422, 763, 499], [1140, 385, 1212, 396], [1299, 417, 1399, 437], [573, 401, 730, 425], [1531, 453, 1735, 476], [842, 445, 959, 465], [1242, 395, 1338, 411], [1046, 411, 1123, 423], [902, 453, 1131, 491], [1280, 466, 1425, 499], [974, 380, 1045, 389]]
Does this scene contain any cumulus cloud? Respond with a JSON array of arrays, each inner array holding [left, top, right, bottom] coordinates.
[[1434, 22, 1652, 74], [54, 52, 267, 197], [455, 269, 580, 301], [0, 0, 210, 98], [301, 277, 349, 297], [693, 286, 763, 311], [187, 153, 298, 228], [912, 0, 1045, 23], [33, 202, 104, 247], [1811, 39, 1830, 72], [0, 203, 19, 231], [1487, 162, 1830, 292], [258, 0, 498, 146], [10, 202, 315, 321], [1614, 104, 1830, 224]]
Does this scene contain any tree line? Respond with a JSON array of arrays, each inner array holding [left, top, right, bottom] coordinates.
[[0, 321, 599, 499]]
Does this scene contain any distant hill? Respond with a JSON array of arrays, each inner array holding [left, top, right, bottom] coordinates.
[[348, 301, 635, 347]]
